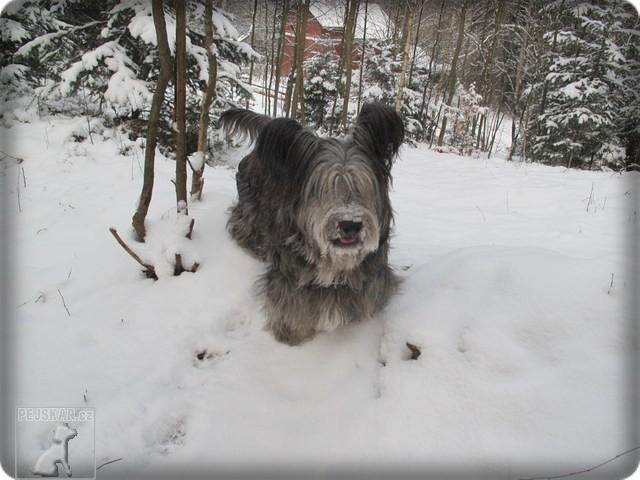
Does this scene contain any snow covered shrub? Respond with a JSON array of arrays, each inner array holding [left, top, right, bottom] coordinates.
[[303, 52, 341, 131], [0, 0, 257, 154], [359, 39, 399, 106], [449, 83, 484, 156]]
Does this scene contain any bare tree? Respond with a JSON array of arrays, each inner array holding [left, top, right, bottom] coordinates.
[[407, 0, 425, 88], [395, 0, 414, 112], [131, 0, 172, 242], [291, 0, 311, 123], [174, 0, 188, 215], [273, 0, 289, 117], [339, 0, 360, 129], [437, 0, 467, 147], [246, 0, 258, 108], [191, 0, 218, 201], [356, 0, 369, 113]]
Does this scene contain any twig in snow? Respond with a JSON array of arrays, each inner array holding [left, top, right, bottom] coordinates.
[[16, 172, 21, 213], [96, 458, 123, 471], [607, 273, 614, 295], [406, 342, 421, 360], [21, 167, 26, 188], [476, 205, 486, 222], [108, 227, 158, 280], [186, 218, 195, 239], [0, 150, 24, 163], [519, 445, 640, 480], [66, 267, 73, 281], [57, 288, 70, 316], [174, 253, 184, 276], [586, 182, 594, 212]]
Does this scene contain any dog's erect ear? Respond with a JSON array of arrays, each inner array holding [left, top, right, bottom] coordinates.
[[352, 102, 404, 176], [256, 118, 319, 182]]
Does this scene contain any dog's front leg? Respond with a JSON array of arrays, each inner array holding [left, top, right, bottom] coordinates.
[[261, 268, 316, 345]]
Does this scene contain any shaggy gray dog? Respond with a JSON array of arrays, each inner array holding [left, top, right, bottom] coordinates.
[[220, 103, 404, 345]]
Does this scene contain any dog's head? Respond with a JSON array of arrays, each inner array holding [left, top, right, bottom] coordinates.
[[221, 102, 404, 285], [251, 103, 403, 284]]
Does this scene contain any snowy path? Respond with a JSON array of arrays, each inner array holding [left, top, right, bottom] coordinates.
[[4, 117, 637, 477]]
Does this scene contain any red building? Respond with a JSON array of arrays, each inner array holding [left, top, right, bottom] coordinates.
[[280, 1, 389, 77]]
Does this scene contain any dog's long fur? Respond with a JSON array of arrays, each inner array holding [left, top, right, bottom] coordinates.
[[220, 103, 404, 344]]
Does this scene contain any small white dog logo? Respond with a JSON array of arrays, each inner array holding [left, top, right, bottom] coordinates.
[[32, 423, 77, 477]]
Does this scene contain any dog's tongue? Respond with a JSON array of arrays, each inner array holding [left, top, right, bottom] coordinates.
[[338, 236, 357, 245]]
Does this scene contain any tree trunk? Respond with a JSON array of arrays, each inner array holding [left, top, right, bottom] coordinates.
[[419, 0, 445, 137], [328, 2, 351, 134], [356, 0, 369, 113], [174, 0, 188, 215], [273, 0, 289, 117], [395, 0, 414, 112], [283, 2, 303, 118], [191, 0, 217, 202], [408, 0, 425, 88], [131, 0, 172, 242], [340, 0, 360, 129], [437, 0, 467, 147], [291, 0, 311, 123], [266, 1, 278, 115], [245, 0, 258, 108]]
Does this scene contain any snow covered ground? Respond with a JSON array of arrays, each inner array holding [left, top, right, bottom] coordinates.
[[2, 116, 638, 478]]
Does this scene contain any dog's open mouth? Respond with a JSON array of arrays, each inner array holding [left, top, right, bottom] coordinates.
[[333, 235, 360, 247]]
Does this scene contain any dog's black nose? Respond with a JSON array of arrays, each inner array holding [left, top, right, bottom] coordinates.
[[338, 220, 362, 236]]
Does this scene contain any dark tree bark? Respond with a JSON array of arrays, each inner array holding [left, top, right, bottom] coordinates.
[[131, 0, 172, 242], [395, 0, 414, 112], [191, 0, 218, 201], [291, 0, 311, 123], [175, 0, 188, 215], [407, 0, 425, 88], [356, 0, 368, 113], [246, 0, 258, 108], [339, 0, 360, 129], [273, 0, 289, 117], [437, 0, 467, 147]]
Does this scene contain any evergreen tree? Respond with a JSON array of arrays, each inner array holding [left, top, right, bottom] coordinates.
[[0, 1, 257, 152], [528, 0, 635, 169]]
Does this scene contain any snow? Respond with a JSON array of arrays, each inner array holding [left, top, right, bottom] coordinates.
[[59, 41, 152, 111], [0, 17, 29, 42], [2, 116, 637, 478]]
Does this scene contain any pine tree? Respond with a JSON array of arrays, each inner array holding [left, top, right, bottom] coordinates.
[[527, 0, 634, 169]]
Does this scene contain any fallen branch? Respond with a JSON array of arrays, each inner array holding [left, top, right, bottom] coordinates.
[[186, 218, 195, 239], [109, 227, 158, 280], [16, 171, 21, 213], [406, 342, 421, 360], [0, 150, 24, 163], [519, 446, 640, 480], [57, 288, 71, 316], [96, 458, 123, 471]]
